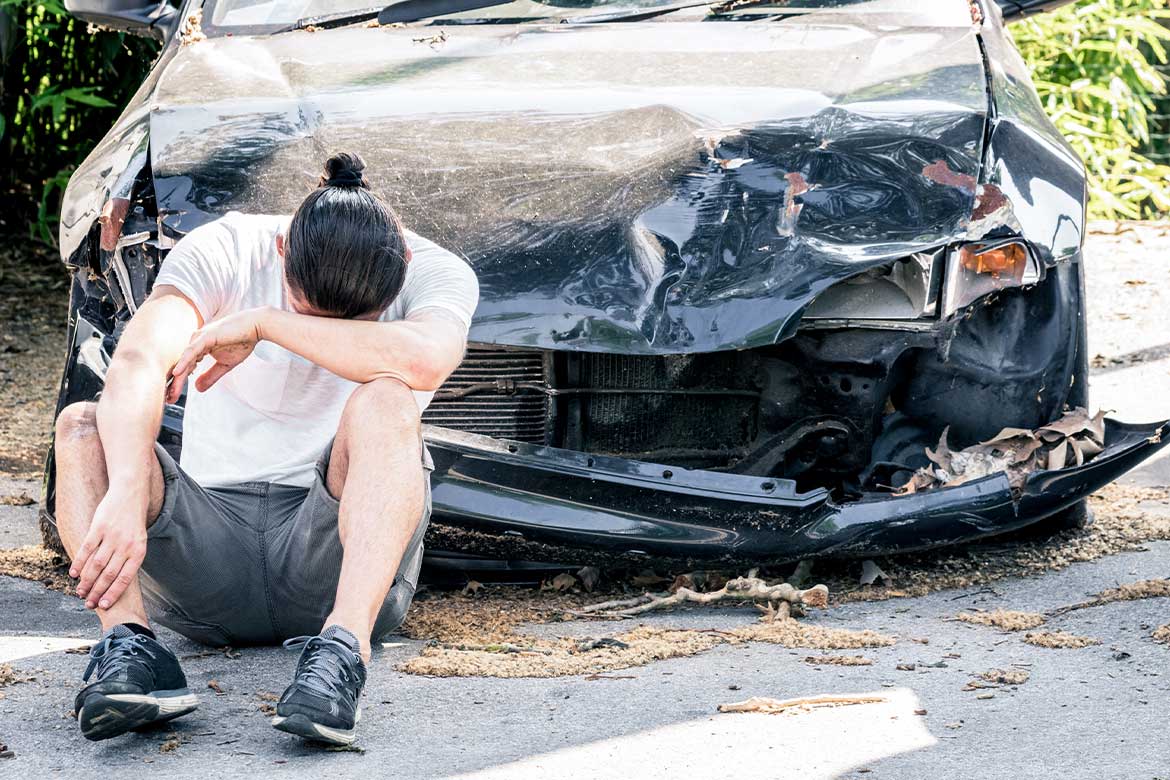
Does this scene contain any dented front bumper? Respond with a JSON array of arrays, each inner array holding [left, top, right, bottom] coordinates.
[[421, 420, 1169, 566], [45, 311, 1169, 567]]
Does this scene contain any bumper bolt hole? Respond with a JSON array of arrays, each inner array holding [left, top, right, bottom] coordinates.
[[662, 469, 673, 479], [507, 444, 518, 453], [761, 481, 775, 492]]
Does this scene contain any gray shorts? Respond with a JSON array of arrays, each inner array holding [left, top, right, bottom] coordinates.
[[139, 440, 432, 647]]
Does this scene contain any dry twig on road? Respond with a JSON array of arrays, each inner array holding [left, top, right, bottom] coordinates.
[[578, 572, 829, 620], [718, 694, 886, 715]]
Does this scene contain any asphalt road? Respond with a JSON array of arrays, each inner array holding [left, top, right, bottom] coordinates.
[[1, 521, 1167, 779], [1, 226, 1169, 778]]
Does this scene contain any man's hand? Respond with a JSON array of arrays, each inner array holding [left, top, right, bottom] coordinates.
[[167, 308, 268, 403], [70, 487, 149, 610]]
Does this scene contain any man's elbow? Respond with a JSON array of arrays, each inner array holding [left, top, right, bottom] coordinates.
[[108, 344, 169, 378], [403, 363, 447, 392], [415, 348, 466, 391], [376, 345, 460, 392]]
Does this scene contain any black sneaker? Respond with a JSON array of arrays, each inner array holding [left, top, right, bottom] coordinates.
[[271, 625, 367, 745], [74, 624, 199, 741]]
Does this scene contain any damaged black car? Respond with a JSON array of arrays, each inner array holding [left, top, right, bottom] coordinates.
[[42, 0, 1170, 569]]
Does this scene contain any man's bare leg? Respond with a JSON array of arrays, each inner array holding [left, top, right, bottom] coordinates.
[[55, 402, 199, 742], [321, 378, 425, 663], [53, 401, 165, 631]]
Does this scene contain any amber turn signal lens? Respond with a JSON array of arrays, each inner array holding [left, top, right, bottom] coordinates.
[[959, 243, 1027, 280]]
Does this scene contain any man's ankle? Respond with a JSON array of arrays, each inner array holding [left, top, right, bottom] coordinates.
[[98, 611, 153, 636], [321, 617, 371, 663]]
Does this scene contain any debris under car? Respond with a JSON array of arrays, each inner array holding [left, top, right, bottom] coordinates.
[[40, 0, 1169, 570]]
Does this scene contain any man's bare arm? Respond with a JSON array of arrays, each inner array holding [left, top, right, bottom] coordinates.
[[170, 307, 467, 396], [262, 307, 466, 390], [72, 286, 201, 610]]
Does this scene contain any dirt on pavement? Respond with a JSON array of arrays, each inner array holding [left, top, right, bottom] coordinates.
[[0, 235, 68, 479], [953, 609, 1046, 631], [1021, 631, 1102, 649]]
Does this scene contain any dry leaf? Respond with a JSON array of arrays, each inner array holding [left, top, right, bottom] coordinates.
[[545, 573, 577, 592], [630, 571, 670, 587], [787, 559, 814, 588], [896, 408, 1108, 494], [859, 560, 888, 586], [576, 566, 601, 593]]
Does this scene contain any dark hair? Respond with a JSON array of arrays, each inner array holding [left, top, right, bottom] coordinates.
[[284, 152, 408, 318]]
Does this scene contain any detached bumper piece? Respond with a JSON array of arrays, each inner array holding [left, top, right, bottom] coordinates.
[[422, 420, 1169, 566]]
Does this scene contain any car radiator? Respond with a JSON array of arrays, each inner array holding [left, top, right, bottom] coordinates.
[[423, 347, 551, 443], [572, 353, 759, 465], [426, 348, 761, 466]]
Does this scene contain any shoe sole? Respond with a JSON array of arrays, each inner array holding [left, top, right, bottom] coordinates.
[[271, 709, 361, 746], [77, 690, 200, 741]]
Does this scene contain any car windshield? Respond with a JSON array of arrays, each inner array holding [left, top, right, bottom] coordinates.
[[206, 0, 864, 29]]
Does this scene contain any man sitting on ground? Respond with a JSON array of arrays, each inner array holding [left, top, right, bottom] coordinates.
[[53, 152, 478, 745]]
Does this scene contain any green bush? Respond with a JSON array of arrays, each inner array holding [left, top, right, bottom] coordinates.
[[1012, 0, 1170, 219], [0, 0, 158, 242]]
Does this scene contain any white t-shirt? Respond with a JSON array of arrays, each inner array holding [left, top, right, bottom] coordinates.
[[154, 212, 479, 488]]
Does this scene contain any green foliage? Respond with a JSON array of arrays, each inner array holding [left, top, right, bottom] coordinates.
[[0, 0, 158, 242], [1011, 0, 1170, 219]]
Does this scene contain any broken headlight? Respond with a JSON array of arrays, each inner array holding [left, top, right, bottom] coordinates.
[[941, 240, 1039, 316], [802, 250, 942, 321]]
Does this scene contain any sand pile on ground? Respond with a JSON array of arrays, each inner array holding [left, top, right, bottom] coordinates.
[[0, 545, 71, 592], [803, 655, 873, 666], [1152, 625, 1170, 644], [979, 668, 1030, 685], [955, 609, 1046, 631], [733, 620, 894, 650], [400, 619, 895, 678], [402, 627, 726, 678], [1051, 577, 1170, 615], [1093, 578, 1170, 603], [1023, 631, 1102, 649], [400, 588, 594, 645]]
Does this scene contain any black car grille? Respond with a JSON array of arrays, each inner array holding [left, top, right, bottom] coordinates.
[[426, 347, 761, 466], [423, 347, 550, 443], [573, 353, 760, 464]]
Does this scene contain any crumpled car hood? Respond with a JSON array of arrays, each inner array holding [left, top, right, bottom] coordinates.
[[150, 3, 990, 353]]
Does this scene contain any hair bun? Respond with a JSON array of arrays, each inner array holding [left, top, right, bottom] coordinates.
[[321, 152, 369, 189]]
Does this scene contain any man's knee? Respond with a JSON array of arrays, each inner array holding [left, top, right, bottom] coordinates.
[[55, 402, 100, 450], [341, 378, 420, 436]]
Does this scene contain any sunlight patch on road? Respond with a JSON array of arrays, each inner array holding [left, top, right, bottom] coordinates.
[[0, 635, 89, 663], [1091, 357, 1170, 434], [452, 687, 935, 780]]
